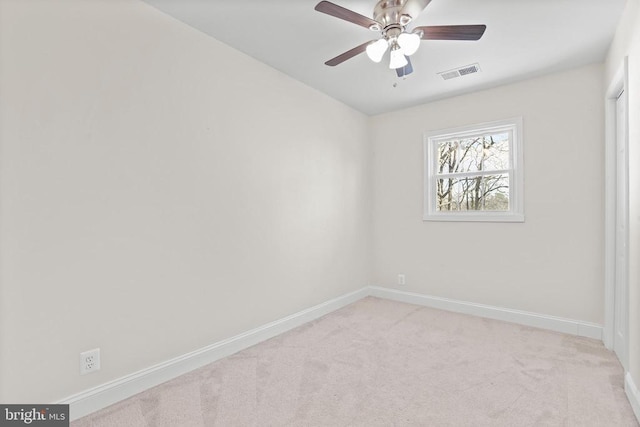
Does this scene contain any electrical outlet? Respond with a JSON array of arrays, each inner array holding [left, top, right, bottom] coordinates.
[[80, 348, 101, 375], [398, 274, 406, 285]]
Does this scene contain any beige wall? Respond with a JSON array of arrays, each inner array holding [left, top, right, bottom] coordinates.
[[0, 0, 371, 402], [371, 64, 605, 323], [605, 0, 640, 390], [0, 0, 631, 409]]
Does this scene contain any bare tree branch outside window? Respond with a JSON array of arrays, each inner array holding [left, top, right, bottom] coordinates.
[[436, 133, 510, 212]]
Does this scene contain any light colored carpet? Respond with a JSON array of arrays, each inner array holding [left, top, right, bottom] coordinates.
[[72, 297, 639, 426]]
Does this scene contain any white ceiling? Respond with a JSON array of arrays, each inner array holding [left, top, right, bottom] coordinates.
[[143, 0, 625, 116]]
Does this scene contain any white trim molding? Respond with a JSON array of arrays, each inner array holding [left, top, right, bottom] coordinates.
[[59, 287, 369, 421], [603, 56, 630, 353], [61, 285, 606, 421], [625, 372, 640, 423], [369, 286, 602, 340]]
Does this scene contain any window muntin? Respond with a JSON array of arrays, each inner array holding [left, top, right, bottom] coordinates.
[[424, 118, 523, 222]]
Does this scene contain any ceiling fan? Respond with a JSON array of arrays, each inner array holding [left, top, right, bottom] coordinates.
[[314, 0, 486, 77]]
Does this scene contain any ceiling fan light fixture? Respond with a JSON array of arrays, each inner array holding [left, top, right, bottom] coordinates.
[[389, 45, 408, 69], [366, 38, 389, 63], [397, 32, 421, 56]]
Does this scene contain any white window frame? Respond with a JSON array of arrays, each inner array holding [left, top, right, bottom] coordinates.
[[423, 117, 524, 222]]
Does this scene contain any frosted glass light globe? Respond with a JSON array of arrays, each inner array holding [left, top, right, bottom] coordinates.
[[366, 39, 389, 63], [389, 46, 408, 69], [397, 32, 421, 56]]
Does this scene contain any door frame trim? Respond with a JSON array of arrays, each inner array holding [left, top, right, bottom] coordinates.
[[603, 57, 629, 370]]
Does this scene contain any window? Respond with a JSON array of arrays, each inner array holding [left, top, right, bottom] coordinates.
[[423, 117, 524, 222]]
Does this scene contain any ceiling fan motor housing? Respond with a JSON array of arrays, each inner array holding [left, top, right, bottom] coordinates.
[[373, 0, 429, 28]]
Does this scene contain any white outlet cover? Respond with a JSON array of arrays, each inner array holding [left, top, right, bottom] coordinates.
[[80, 348, 101, 375]]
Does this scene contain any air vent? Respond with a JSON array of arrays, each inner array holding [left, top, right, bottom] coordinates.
[[438, 63, 481, 80], [440, 70, 460, 80], [458, 64, 480, 75]]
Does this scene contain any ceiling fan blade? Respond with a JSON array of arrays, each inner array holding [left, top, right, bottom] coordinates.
[[325, 41, 372, 66], [400, 0, 433, 21], [396, 56, 413, 78], [315, 1, 380, 30], [415, 25, 487, 41]]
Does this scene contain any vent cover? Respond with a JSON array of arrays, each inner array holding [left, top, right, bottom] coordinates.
[[438, 63, 481, 80], [440, 70, 460, 80]]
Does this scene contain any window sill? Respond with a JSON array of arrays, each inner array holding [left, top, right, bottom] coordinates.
[[423, 213, 525, 223]]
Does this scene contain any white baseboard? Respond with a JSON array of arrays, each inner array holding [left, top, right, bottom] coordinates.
[[60, 287, 369, 421], [368, 286, 603, 340], [626, 372, 640, 423], [61, 285, 605, 421]]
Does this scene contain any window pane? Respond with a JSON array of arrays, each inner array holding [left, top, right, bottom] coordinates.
[[436, 174, 509, 211], [437, 132, 510, 175]]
